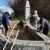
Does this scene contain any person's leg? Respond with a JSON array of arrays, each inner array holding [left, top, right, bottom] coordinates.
[[5, 27, 8, 36], [43, 26, 49, 35]]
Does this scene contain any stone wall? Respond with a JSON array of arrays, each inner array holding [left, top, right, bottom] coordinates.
[[0, 39, 50, 50]]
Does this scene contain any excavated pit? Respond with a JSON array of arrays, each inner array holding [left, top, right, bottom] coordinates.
[[11, 20, 44, 41], [17, 26, 44, 41]]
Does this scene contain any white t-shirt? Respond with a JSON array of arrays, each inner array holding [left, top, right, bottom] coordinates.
[[33, 14, 40, 29]]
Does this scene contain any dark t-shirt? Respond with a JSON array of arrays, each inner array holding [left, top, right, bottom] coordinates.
[[2, 12, 10, 28], [39, 18, 49, 30]]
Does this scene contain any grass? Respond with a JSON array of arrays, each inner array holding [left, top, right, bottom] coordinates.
[[10, 16, 25, 21]]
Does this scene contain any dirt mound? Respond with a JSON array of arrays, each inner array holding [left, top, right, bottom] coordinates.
[[17, 26, 44, 41]]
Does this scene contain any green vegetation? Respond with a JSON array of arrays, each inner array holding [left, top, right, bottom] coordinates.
[[10, 16, 25, 21], [48, 20, 50, 24], [48, 31, 50, 38]]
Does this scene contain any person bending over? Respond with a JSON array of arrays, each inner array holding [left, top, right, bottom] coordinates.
[[39, 18, 50, 35]]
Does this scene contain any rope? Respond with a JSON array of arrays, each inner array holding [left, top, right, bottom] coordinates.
[[11, 30, 19, 50], [3, 24, 17, 50]]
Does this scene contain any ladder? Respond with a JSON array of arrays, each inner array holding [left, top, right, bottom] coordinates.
[[3, 23, 19, 50]]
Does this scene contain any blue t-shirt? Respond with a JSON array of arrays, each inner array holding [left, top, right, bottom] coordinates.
[[2, 12, 10, 27]]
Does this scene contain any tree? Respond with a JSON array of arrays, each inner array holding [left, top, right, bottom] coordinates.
[[13, 0, 26, 17], [29, 0, 50, 19], [12, 0, 50, 19]]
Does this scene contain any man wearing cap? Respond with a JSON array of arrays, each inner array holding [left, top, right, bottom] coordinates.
[[2, 12, 10, 36]]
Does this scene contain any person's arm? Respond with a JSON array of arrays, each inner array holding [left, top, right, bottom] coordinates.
[[38, 18, 44, 31], [5, 14, 10, 27]]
